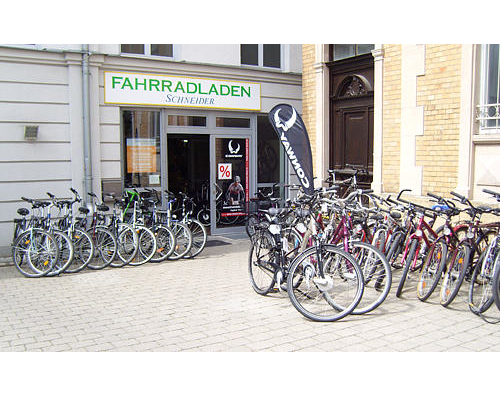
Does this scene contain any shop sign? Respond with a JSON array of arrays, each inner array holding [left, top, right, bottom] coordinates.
[[104, 71, 261, 111]]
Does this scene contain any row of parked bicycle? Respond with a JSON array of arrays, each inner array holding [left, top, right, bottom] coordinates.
[[11, 188, 207, 277], [247, 170, 500, 322]]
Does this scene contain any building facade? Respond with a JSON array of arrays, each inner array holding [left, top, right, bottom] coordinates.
[[0, 44, 302, 254], [302, 44, 500, 202]]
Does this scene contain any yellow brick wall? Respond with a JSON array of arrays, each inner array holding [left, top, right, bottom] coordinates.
[[301, 44, 317, 176], [416, 44, 462, 197], [381, 45, 402, 193]]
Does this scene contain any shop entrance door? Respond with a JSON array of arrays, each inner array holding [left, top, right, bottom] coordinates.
[[210, 135, 252, 235]]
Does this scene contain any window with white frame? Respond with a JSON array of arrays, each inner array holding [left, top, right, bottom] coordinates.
[[477, 44, 500, 132], [121, 44, 173, 58]]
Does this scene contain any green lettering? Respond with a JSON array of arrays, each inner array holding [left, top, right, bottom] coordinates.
[[161, 80, 172, 92], [220, 85, 230, 96], [174, 81, 186, 93], [112, 76, 123, 89], [208, 84, 219, 95], [241, 86, 251, 98], [198, 83, 208, 95], [122, 77, 133, 89], [149, 79, 160, 91], [187, 82, 197, 94], [231, 85, 240, 96], [135, 78, 147, 90]]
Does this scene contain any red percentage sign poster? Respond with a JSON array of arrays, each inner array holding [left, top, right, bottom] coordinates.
[[218, 163, 232, 180]]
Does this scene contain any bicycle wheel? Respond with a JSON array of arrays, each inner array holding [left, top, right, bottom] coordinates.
[[184, 219, 207, 259], [395, 239, 419, 298], [468, 251, 495, 314], [386, 230, 405, 269], [248, 229, 276, 295], [111, 223, 139, 267], [128, 226, 157, 265], [440, 244, 471, 307], [197, 208, 211, 226], [493, 252, 500, 312], [65, 228, 94, 273], [286, 244, 364, 322], [245, 213, 260, 238], [47, 230, 74, 276], [150, 225, 176, 262], [372, 228, 388, 254], [12, 229, 59, 277], [167, 222, 193, 261], [87, 226, 117, 270], [417, 239, 448, 301], [348, 241, 391, 314]]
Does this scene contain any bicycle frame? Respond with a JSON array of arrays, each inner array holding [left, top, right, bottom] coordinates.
[[399, 212, 438, 270]]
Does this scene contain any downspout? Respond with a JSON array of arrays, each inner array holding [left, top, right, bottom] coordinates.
[[82, 44, 93, 202]]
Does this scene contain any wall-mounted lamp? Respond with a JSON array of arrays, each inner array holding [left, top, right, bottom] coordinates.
[[24, 125, 39, 140]]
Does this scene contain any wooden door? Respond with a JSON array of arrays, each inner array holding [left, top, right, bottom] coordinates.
[[328, 53, 374, 190]]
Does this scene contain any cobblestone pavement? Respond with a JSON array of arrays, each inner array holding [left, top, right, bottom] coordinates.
[[1, 236, 500, 352]]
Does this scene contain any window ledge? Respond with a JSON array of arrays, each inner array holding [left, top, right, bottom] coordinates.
[[473, 133, 500, 144]]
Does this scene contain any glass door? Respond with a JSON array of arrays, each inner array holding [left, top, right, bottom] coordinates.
[[210, 135, 252, 235]]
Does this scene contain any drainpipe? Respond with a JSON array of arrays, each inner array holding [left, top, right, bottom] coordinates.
[[82, 44, 93, 202]]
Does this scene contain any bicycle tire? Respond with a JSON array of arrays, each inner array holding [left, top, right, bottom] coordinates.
[[386, 230, 405, 269], [245, 213, 260, 238], [149, 225, 176, 262], [167, 222, 193, 261], [111, 223, 139, 267], [396, 239, 419, 298], [492, 251, 500, 312], [468, 250, 495, 314], [248, 229, 276, 295], [417, 239, 448, 301], [184, 219, 207, 259], [128, 226, 157, 265], [348, 241, 392, 314], [47, 230, 74, 276], [440, 244, 471, 307], [65, 228, 94, 273], [12, 229, 59, 278], [286, 244, 364, 322], [87, 226, 117, 270]]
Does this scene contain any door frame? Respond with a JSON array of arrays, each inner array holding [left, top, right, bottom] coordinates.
[[210, 133, 254, 235], [163, 109, 257, 235]]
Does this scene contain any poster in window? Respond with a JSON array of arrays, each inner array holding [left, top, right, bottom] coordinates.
[[126, 138, 157, 173]]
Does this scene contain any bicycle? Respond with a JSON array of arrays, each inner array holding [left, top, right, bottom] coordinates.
[[11, 198, 59, 277], [416, 193, 461, 301], [56, 188, 95, 274], [176, 191, 207, 259], [393, 190, 440, 298], [284, 191, 365, 321], [316, 189, 392, 314], [439, 191, 499, 307], [245, 185, 281, 238], [102, 193, 140, 268], [468, 189, 500, 314], [121, 190, 159, 265], [80, 192, 118, 270], [156, 190, 193, 261], [248, 206, 303, 295], [138, 189, 177, 263]]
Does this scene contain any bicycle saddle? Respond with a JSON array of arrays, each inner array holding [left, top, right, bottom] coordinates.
[[17, 208, 29, 216], [294, 208, 311, 218], [389, 211, 401, 220], [262, 207, 287, 216], [370, 213, 384, 221], [79, 207, 90, 214], [97, 204, 109, 212]]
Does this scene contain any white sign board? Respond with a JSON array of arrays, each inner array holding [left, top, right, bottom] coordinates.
[[104, 71, 261, 111], [218, 163, 232, 180]]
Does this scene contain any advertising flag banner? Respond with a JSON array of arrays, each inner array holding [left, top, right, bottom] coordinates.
[[268, 104, 314, 195]]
